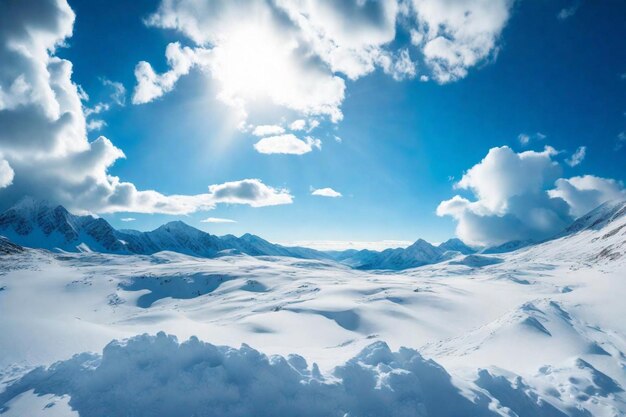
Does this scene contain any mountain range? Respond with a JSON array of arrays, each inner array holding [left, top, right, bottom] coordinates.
[[1, 197, 625, 270]]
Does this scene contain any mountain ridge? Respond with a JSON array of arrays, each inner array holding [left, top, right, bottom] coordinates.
[[0, 198, 330, 260], [1, 197, 624, 270]]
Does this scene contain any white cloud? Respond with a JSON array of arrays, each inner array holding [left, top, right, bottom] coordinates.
[[311, 187, 342, 198], [454, 146, 561, 214], [142, 1, 346, 122], [307, 119, 320, 132], [87, 119, 106, 131], [207, 179, 293, 207], [132, 42, 205, 105], [83, 79, 126, 131], [277, 0, 401, 80], [102, 78, 126, 106], [120, 217, 136, 222], [200, 217, 236, 223], [519, 132, 547, 146], [254, 134, 321, 155], [518, 133, 530, 146], [0, 159, 14, 189], [557, 1, 582, 20], [437, 146, 570, 246], [438, 145, 625, 246], [252, 125, 285, 137], [379, 49, 417, 81], [549, 176, 626, 217], [409, 0, 514, 83], [135, 0, 516, 123], [565, 146, 586, 167], [0, 1, 292, 216], [289, 119, 306, 131]]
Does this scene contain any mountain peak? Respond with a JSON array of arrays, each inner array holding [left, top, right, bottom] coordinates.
[[408, 238, 435, 249], [9, 196, 53, 214], [564, 199, 626, 235], [157, 220, 198, 233], [438, 238, 476, 255]]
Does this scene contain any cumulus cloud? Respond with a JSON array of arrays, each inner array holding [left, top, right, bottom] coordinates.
[[200, 217, 236, 223], [566, 146, 586, 167], [437, 146, 569, 246], [134, 0, 515, 123], [311, 187, 342, 198], [549, 175, 626, 217], [0, 0, 292, 215], [252, 125, 285, 137], [207, 179, 293, 207], [408, 0, 514, 83], [438, 145, 626, 246], [254, 134, 321, 155]]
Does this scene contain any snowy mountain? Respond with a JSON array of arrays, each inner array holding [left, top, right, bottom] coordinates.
[[561, 199, 626, 236], [0, 198, 329, 260], [438, 238, 476, 255], [0, 197, 127, 253], [2, 197, 625, 271], [338, 238, 446, 270], [0, 236, 23, 255], [482, 239, 535, 254]]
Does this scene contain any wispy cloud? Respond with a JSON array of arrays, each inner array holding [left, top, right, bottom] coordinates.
[[557, 1, 582, 20], [200, 217, 237, 223], [616, 131, 626, 151], [518, 132, 546, 146], [311, 187, 342, 198], [566, 146, 586, 167], [120, 217, 136, 222]]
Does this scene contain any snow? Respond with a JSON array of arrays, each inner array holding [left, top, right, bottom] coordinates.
[[0, 200, 625, 416]]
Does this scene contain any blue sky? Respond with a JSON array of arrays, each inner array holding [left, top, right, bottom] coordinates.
[[1, 0, 625, 249]]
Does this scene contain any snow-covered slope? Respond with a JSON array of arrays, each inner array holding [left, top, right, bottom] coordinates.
[[0, 237, 23, 255], [0, 200, 624, 416]]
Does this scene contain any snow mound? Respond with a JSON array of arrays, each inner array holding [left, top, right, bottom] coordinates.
[[119, 273, 233, 308], [0, 333, 509, 417], [449, 254, 503, 267]]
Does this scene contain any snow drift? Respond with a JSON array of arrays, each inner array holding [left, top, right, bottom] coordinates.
[[0, 332, 568, 417]]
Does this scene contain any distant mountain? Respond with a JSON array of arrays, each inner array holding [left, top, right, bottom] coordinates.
[[480, 200, 626, 255], [0, 197, 127, 253], [482, 240, 535, 254], [2, 197, 624, 269], [560, 199, 626, 236], [0, 198, 329, 260], [338, 239, 446, 270], [438, 238, 476, 255]]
